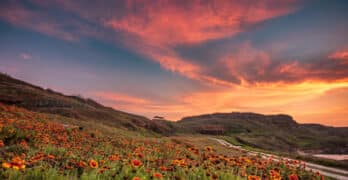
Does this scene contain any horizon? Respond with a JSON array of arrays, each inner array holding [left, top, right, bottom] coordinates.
[[1, 0, 348, 126]]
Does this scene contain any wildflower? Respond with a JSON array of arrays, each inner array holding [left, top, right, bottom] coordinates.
[[0, 140, 4, 147], [78, 161, 87, 168], [47, 154, 55, 159], [132, 177, 141, 180], [11, 157, 25, 170], [108, 154, 119, 161], [288, 174, 299, 180], [269, 169, 281, 180], [205, 146, 213, 152], [19, 140, 28, 149], [159, 166, 167, 171], [248, 175, 261, 180], [2, 162, 11, 169], [131, 159, 142, 167], [89, 159, 98, 168], [153, 172, 163, 179], [135, 152, 144, 158]]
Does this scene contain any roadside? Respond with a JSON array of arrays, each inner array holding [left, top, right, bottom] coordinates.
[[211, 138, 348, 180]]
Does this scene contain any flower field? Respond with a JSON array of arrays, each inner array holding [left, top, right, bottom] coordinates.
[[0, 103, 328, 180]]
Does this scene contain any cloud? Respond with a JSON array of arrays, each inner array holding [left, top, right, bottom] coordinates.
[[0, 1, 101, 41], [176, 81, 348, 125], [211, 44, 348, 84], [102, 0, 300, 85], [19, 53, 32, 60], [0, 0, 303, 86], [329, 50, 348, 62], [5, 0, 348, 86], [106, 0, 298, 46]]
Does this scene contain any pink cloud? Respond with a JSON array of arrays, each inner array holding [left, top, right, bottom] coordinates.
[[220, 42, 271, 84], [106, 0, 298, 46], [102, 0, 299, 85], [329, 50, 348, 62], [0, 0, 301, 86]]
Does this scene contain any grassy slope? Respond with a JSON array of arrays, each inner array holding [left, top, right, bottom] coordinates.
[[0, 103, 325, 180], [0, 73, 172, 134], [177, 113, 348, 154], [1, 72, 347, 172]]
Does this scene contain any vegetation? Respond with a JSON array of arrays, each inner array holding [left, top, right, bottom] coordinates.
[[0, 103, 327, 179], [0, 73, 346, 179], [177, 113, 348, 154]]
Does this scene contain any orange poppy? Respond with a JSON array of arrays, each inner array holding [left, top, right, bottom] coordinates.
[[108, 154, 119, 161], [153, 172, 163, 179], [205, 146, 213, 152], [89, 159, 98, 168], [288, 174, 299, 180], [78, 161, 87, 168], [131, 159, 142, 167], [10, 156, 26, 170], [2, 162, 11, 169], [132, 177, 141, 180], [47, 154, 55, 159], [248, 175, 261, 180]]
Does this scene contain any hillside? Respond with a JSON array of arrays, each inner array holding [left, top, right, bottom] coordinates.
[[1, 102, 325, 179], [0, 73, 170, 134], [178, 112, 348, 154], [1, 72, 347, 155]]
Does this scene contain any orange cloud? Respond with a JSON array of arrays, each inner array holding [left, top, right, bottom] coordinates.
[[176, 81, 348, 126], [91, 82, 348, 127], [329, 50, 348, 62]]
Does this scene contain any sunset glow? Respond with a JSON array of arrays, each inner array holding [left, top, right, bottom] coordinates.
[[1, 0, 348, 126]]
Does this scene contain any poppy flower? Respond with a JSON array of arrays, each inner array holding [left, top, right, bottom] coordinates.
[[2, 162, 11, 169], [205, 146, 213, 152], [248, 175, 261, 180], [131, 159, 142, 167], [89, 159, 98, 168], [153, 172, 163, 179], [0, 140, 4, 147], [10, 157, 26, 170], [47, 155, 55, 159], [108, 154, 119, 161], [78, 161, 87, 168], [269, 169, 281, 180], [132, 177, 141, 180], [159, 166, 167, 171], [288, 174, 299, 180]]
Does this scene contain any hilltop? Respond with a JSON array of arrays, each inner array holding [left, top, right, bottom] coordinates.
[[178, 112, 348, 154]]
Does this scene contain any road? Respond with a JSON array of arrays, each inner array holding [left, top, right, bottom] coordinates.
[[210, 138, 348, 180]]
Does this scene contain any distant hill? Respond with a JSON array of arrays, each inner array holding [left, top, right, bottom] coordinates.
[[0, 72, 171, 134], [178, 112, 348, 153]]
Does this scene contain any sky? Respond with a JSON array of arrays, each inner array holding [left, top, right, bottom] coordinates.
[[0, 0, 348, 126]]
